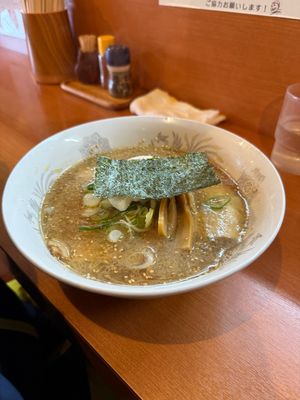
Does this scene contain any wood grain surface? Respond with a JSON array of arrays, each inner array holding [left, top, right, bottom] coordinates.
[[72, 0, 300, 137], [22, 10, 76, 83], [60, 80, 136, 110], [0, 47, 300, 400]]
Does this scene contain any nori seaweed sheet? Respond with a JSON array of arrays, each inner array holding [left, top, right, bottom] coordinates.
[[94, 153, 220, 199]]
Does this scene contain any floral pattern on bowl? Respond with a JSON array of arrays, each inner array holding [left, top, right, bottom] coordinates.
[[3, 116, 285, 298]]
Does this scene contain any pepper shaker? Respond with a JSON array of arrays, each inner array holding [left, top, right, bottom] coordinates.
[[106, 45, 133, 98]]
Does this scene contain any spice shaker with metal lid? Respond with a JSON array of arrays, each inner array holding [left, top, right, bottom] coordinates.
[[106, 45, 133, 98]]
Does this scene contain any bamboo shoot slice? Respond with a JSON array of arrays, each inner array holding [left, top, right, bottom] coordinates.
[[186, 192, 196, 213], [176, 194, 194, 250], [168, 197, 177, 237], [158, 198, 168, 237]]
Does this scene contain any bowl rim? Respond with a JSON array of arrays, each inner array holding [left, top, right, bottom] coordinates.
[[2, 116, 286, 297]]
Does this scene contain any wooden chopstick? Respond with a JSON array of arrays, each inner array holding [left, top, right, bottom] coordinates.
[[21, 0, 66, 13], [78, 35, 97, 52]]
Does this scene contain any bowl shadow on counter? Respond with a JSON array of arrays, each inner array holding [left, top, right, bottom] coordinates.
[[62, 237, 282, 345]]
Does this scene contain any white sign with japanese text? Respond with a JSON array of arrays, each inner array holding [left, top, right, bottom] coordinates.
[[159, 0, 300, 20]]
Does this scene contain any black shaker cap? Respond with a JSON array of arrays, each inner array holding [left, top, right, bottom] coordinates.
[[106, 45, 131, 66]]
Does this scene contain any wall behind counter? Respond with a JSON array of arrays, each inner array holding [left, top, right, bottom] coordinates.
[[72, 0, 300, 135]]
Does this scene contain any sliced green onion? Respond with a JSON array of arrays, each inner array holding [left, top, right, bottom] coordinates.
[[79, 203, 137, 231], [136, 206, 149, 228], [108, 229, 123, 243], [204, 195, 231, 210], [116, 220, 150, 233], [79, 221, 112, 231]]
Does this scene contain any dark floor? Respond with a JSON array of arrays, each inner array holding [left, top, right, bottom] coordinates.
[[0, 249, 137, 400]]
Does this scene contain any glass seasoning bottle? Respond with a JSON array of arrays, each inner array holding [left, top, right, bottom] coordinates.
[[97, 35, 115, 88], [75, 35, 99, 84], [106, 45, 133, 98]]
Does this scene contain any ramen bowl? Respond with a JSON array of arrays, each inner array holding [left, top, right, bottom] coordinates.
[[2, 117, 285, 298]]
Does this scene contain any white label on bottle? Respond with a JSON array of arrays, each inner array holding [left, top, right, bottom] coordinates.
[[159, 0, 300, 20]]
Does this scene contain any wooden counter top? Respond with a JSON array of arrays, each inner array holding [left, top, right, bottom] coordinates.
[[1, 47, 300, 400]]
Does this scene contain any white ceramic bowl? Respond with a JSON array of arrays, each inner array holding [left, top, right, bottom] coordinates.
[[2, 117, 285, 298]]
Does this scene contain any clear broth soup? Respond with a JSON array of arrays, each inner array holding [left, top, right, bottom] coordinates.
[[41, 146, 249, 285]]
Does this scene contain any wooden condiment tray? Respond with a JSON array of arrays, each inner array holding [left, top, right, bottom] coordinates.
[[60, 80, 135, 110]]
